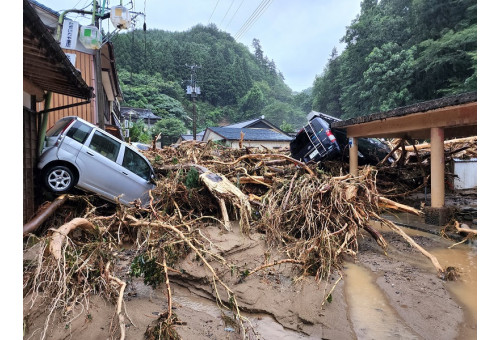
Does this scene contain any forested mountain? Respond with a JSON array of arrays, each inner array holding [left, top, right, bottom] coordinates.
[[312, 0, 477, 119], [111, 24, 308, 142], [111, 0, 476, 143]]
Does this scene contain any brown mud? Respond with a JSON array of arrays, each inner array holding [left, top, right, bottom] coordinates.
[[23, 220, 476, 340]]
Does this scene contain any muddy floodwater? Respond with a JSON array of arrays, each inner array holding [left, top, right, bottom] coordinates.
[[172, 224, 477, 340], [399, 226, 477, 339], [353, 223, 477, 340], [344, 262, 421, 339]]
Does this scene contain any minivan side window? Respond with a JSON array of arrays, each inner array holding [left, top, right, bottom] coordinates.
[[66, 121, 93, 144], [122, 147, 151, 180], [88, 131, 121, 162]]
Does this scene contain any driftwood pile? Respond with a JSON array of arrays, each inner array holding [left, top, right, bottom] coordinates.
[[23, 139, 471, 339], [375, 136, 477, 197]]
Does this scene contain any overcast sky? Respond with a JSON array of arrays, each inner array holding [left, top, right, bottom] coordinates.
[[38, 0, 361, 92]]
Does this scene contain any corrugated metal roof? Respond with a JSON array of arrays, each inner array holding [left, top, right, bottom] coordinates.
[[208, 127, 292, 141]]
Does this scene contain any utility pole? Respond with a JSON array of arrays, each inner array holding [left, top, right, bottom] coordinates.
[[186, 64, 201, 140], [93, 0, 105, 129]]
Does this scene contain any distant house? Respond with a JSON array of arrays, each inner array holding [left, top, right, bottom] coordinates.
[[199, 116, 292, 149], [202, 127, 292, 149], [176, 131, 205, 143], [120, 107, 162, 129], [223, 116, 288, 134]]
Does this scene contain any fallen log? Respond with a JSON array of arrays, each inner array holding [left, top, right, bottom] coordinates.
[[211, 153, 316, 177], [184, 164, 252, 232], [105, 262, 127, 340], [378, 139, 403, 166], [49, 218, 96, 261], [454, 221, 477, 235], [374, 213, 445, 277], [23, 194, 69, 236], [364, 224, 388, 251], [236, 176, 273, 186], [378, 196, 423, 216], [403, 136, 477, 151]]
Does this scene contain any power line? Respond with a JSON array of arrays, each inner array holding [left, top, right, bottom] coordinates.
[[220, 0, 235, 27], [234, 0, 272, 40], [234, 0, 267, 39], [208, 0, 221, 24], [225, 0, 245, 30]]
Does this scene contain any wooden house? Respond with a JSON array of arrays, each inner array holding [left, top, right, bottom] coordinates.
[[29, 0, 123, 138], [23, 0, 94, 222], [120, 107, 162, 128], [201, 117, 292, 149]]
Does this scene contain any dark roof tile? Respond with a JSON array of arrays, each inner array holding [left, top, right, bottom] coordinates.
[[209, 127, 292, 141]]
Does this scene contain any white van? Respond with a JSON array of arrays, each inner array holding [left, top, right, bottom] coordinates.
[[38, 116, 156, 207]]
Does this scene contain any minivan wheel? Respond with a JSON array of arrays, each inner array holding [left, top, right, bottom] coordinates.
[[44, 165, 75, 193]]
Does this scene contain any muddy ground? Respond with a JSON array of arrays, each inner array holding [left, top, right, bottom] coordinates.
[[23, 218, 476, 340]]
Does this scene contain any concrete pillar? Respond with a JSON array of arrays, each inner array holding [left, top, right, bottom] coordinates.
[[349, 137, 358, 177], [430, 127, 445, 207]]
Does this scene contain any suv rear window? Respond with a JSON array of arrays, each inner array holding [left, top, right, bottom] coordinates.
[[66, 121, 93, 144], [46, 118, 74, 137]]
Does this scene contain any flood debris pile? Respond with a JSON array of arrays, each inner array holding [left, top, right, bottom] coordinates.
[[375, 136, 477, 197], [24, 140, 467, 339]]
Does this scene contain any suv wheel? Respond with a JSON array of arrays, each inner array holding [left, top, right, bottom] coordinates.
[[44, 165, 75, 193]]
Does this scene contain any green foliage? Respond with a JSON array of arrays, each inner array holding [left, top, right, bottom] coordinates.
[[238, 84, 266, 118], [112, 24, 307, 129], [359, 43, 416, 114], [130, 254, 164, 289], [151, 117, 186, 145], [279, 121, 295, 133], [261, 100, 306, 130], [312, 0, 476, 119], [128, 119, 151, 143], [184, 167, 200, 189]]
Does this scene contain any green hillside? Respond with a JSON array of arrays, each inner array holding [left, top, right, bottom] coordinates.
[[312, 0, 477, 119], [111, 0, 477, 143], [111, 24, 309, 142]]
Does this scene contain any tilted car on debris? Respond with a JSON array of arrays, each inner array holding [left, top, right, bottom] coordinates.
[[38, 116, 156, 206], [290, 112, 391, 165]]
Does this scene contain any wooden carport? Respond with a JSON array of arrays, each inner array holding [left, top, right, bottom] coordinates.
[[330, 92, 477, 211]]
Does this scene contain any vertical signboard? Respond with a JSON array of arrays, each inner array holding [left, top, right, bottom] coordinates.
[[60, 19, 79, 50]]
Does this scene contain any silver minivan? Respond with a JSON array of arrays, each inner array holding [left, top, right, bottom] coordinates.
[[38, 116, 156, 207]]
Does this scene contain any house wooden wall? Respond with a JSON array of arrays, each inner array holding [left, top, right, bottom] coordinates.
[[23, 106, 38, 223], [37, 50, 96, 128]]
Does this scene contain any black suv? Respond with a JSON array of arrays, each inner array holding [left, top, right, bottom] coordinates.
[[290, 117, 341, 163], [290, 116, 391, 165]]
